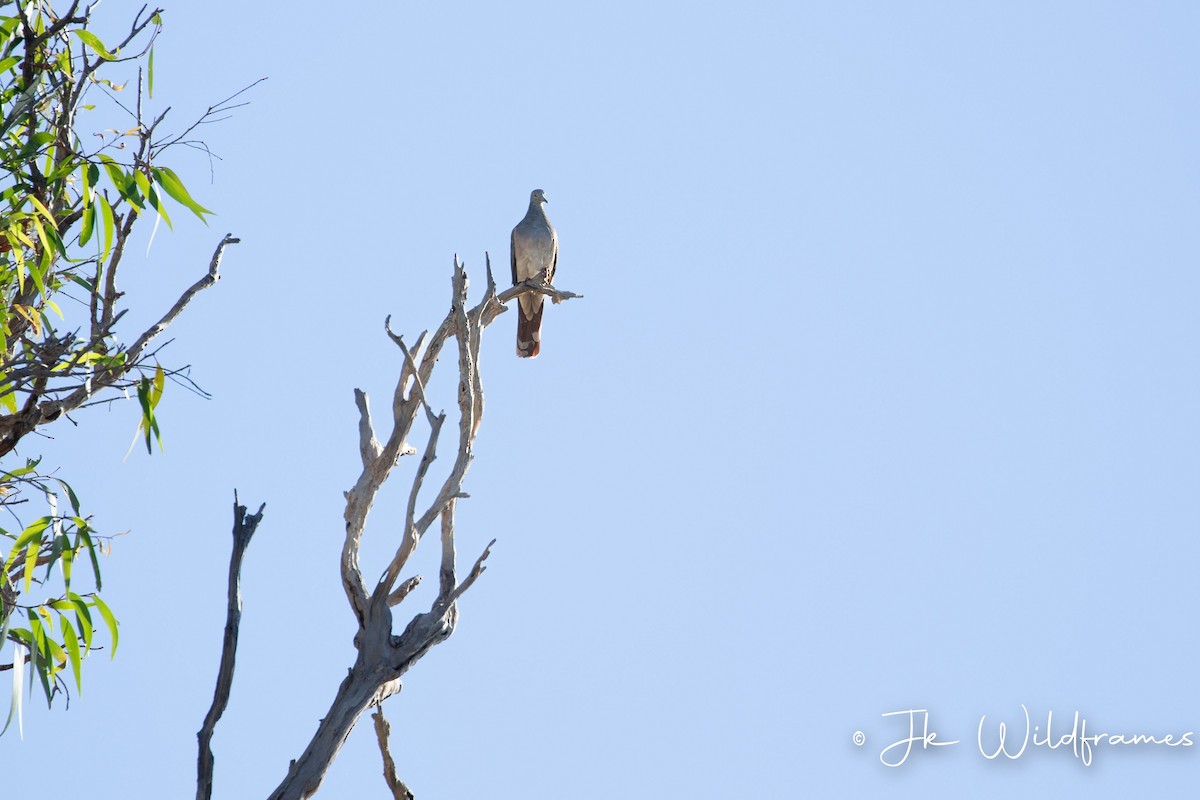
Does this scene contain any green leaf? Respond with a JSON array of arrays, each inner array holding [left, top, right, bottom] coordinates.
[[136, 365, 165, 453], [26, 250, 46, 297], [21, 539, 37, 592], [98, 156, 141, 210], [81, 163, 93, 203], [39, 218, 65, 259], [35, 603, 54, 631], [0, 17, 18, 43], [27, 196, 56, 228], [136, 378, 154, 454], [20, 132, 56, 160], [68, 592, 93, 650], [73, 30, 116, 61], [2, 458, 40, 480], [44, 635, 66, 667], [146, 183, 173, 230], [96, 192, 114, 264], [79, 528, 102, 591], [9, 517, 51, 552], [60, 534, 74, 588], [60, 617, 81, 692], [152, 167, 212, 221], [27, 617, 53, 704], [0, 383, 17, 414], [5, 517, 50, 575], [90, 594, 118, 657], [132, 168, 151, 200], [0, 56, 18, 74], [42, 531, 66, 582], [57, 479, 82, 516], [147, 46, 154, 98]]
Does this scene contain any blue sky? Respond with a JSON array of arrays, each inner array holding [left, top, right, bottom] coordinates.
[[6, 1, 1200, 796]]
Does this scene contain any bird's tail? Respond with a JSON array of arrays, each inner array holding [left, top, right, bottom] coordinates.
[[516, 301, 544, 358]]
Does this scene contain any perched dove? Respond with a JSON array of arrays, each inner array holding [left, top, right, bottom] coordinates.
[[510, 189, 558, 358]]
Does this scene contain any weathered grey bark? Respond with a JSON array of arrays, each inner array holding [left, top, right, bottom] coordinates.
[[266, 257, 579, 799], [0, 574, 14, 652], [372, 707, 414, 800], [196, 493, 266, 800]]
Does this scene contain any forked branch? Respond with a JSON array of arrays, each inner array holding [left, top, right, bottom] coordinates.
[[0, 234, 240, 457], [268, 256, 579, 799]]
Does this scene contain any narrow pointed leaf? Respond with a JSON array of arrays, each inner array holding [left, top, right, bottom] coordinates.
[[56, 479, 81, 516], [146, 184, 173, 230], [79, 203, 95, 246], [21, 540, 38, 592], [60, 618, 81, 691], [91, 594, 118, 657], [96, 193, 114, 264], [132, 168, 151, 200], [68, 592, 93, 650], [79, 528, 102, 590], [73, 30, 116, 60], [152, 167, 212, 220]]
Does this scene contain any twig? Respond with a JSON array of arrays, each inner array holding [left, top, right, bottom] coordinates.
[[445, 538, 495, 607], [153, 77, 268, 156], [386, 575, 422, 607]]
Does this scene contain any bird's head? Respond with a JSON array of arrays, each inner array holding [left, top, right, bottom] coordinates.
[[531, 188, 548, 205]]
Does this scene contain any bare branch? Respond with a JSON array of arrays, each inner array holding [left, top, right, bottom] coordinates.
[[354, 389, 382, 467], [499, 276, 583, 306], [340, 482, 373, 628], [0, 234, 240, 457], [385, 323, 436, 425], [125, 233, 240, 364], [371, 707, 415, 800], [50, 233, 238, 416], [388, 325, 427, 422], [381, 406, 443, 591], [386, 575, 422, 607], [444, 538, 495, 608], [196, 493, 266, 800], [153, 77, 268, 157], [270, 258, 580, 799], [438, 500, 457, 599]]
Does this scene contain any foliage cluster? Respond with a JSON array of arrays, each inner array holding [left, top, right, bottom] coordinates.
[[0, 1, 216, 735]]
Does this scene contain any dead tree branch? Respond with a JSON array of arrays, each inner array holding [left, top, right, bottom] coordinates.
[[196, 492, 265, 800], [267, 256, 579, 799], [372, 707, 415, 800]]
